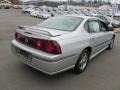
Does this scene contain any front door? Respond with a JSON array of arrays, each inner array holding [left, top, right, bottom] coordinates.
[[88, 20, 106, 55]]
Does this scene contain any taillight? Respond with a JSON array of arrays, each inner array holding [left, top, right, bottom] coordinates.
[[15, 32, 62, 54], [34, 39, 43, 49], [34, 39, 62, 54], [45, 40, 61, 54]]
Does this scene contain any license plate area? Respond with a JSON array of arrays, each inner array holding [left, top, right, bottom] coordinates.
[[15, 47, 31, 60]]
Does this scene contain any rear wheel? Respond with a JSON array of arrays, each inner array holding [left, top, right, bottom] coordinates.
[[74, 49, 89, 74]]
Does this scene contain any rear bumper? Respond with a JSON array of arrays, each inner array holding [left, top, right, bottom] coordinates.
[[11, 40, 78, 75]]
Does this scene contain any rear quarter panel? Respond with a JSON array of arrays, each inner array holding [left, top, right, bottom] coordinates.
[[50, 27, 92, 63]]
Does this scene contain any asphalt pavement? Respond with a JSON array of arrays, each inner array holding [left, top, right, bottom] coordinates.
[[0, 9, 120, 90]]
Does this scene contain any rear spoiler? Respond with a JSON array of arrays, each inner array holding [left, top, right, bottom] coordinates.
[[18, 25, 53, 37]]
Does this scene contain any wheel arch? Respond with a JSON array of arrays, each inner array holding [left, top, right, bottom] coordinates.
[[84, 46, 92, 57]]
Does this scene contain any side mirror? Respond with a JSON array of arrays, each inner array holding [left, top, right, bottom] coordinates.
[[108, 25, 113, 31]]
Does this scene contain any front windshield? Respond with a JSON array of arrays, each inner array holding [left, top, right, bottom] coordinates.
[[38, 16, 84, 31]]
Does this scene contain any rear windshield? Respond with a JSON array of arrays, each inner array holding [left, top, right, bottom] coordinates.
[[38, 16, 84, 31]]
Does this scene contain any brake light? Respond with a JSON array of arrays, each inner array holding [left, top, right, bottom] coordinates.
[[45, 41, 61, 54], [45, 41, 55, 53], [35, 39, 62, 54], [35, 39, 43, 49]]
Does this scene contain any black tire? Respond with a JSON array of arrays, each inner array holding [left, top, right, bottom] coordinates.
[[108, 38, 115, 50], [74, 49, 90, 74]]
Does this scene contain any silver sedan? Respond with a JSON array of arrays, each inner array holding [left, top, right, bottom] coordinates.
[[11, 15, 115, 75]]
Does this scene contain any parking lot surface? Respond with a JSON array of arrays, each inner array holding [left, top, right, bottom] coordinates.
[[0, 9, 120, 90]]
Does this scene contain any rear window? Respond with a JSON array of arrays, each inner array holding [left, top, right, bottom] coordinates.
[[38, 16, 84, 31]]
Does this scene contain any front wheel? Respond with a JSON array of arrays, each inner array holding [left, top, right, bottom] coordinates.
[[74, 49, 89, 74], [108, 38, 114, 50]]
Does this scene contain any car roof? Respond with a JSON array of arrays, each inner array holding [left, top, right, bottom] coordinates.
[[52, 15, 104, 22], [64, 15, 97, 20]]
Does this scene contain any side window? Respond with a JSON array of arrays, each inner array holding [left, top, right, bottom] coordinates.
[[89, 21, 100, 33], [99, 21, 108, 32]]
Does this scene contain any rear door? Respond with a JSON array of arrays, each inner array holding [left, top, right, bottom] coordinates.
[[88, 20, 107, 55]]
